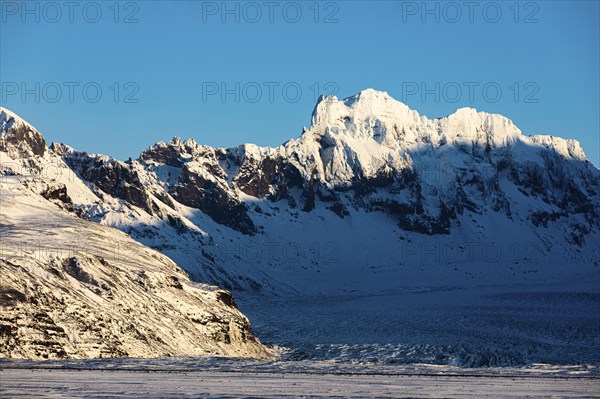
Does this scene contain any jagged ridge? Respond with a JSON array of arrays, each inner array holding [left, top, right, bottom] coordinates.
[[0, 90, 598, 296]]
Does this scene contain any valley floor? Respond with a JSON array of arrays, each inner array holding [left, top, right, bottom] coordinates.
[[1, 362, 599, 399], [238, 282, 600, 367]]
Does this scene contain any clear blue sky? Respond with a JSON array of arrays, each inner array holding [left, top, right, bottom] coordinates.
[[1, 1, 598, 166]]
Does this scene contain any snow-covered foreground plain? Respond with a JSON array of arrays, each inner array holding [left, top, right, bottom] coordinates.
[[1, 358, 599, 398]]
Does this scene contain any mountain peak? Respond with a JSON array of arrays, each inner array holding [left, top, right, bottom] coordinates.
[[140, 136, 199, 167], [0, 107, 30, 134], [0, 107, 47, 157], [170, 136, 182, 146], [343, 88, 395, 105], [310, 89, 418, 129]]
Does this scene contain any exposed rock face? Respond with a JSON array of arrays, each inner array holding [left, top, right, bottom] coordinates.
[[0, 109, 46, 157], [61, 153, 155, 215], [140, 139, 257, 234], [173, 163, 256, 235]]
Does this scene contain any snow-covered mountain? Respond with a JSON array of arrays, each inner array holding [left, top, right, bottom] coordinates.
[[0, 109, 273, 360], [1, 89, 599, 300]]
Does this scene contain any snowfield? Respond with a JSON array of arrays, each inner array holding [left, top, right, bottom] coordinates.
[[1, 358, 599, 399]]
